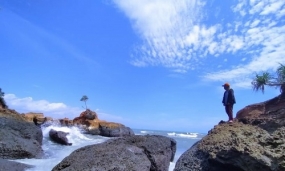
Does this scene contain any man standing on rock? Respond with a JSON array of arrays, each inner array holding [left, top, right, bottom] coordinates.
[[222, 83, 236, 123]]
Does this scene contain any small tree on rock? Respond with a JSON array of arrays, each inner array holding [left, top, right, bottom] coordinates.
[[0, 88, 8, 109], [80, 95, 88, 110], [251, 63, 285, 95]]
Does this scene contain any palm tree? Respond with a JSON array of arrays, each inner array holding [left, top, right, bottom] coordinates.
[[80, 95, 88, 109], [0, 88, 8, 109], [276, 64, 285, 94], [252, 63, 285, 94]]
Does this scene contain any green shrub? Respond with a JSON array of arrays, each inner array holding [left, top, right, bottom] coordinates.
[[0, 88, 8, 109]]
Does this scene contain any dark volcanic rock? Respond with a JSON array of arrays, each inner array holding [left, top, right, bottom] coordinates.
[[0, 109, 43, 159], [174, 94, 285, 171], [174, 119, 285, 170], [0, 159, 33, 171], [96, 122, 134, 137], [52, 135, 176, 171], [49, 129, 72, 146]]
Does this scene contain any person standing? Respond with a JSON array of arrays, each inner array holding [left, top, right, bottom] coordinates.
[[222, 83, 236, 122]]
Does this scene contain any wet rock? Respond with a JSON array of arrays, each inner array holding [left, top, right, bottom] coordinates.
[[49, 129, 72, 146]]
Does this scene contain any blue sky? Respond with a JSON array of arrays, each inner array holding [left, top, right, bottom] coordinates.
[[1, 0, 285, 132]]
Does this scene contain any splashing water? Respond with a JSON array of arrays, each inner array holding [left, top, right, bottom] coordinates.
[[12, 126, 202, 171], [13, 124, 110, 171]]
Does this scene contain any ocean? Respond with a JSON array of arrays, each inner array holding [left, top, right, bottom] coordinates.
[[13, 125, 204, 171]]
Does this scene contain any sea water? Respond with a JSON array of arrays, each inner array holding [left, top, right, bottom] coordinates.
[[13, 125, 204, 171]]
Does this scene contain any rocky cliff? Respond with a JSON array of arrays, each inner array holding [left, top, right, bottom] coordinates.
[[174, 94, 285, 171], [236, 93, 285, 133]]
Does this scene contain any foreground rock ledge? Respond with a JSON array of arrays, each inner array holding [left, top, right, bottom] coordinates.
[[0, 159, 32, 171], [52, 135, 176, 171], [0, 109, 43, 159], [174, 94, 285, 171], [175, 122, 285, 171]]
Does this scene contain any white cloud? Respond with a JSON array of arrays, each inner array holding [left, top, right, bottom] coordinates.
[[113, 0, 205, 72], [249, 1, 265, 14], [4, 94, 127, 124], [113, 0, 285, 87], [260, 1, 284, 15], [250, 19, 260, 27], [4, 94, 82, 119], [204, 51, 285, 88], [204, 0, 285, 88]]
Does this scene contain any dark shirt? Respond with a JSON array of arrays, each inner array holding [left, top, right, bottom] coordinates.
[[222, 89, 236, 105]]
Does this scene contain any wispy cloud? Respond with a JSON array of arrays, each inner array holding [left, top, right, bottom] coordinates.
[[204, 0, 285, 88], [113, 0, 285, 87], [113, 0, 205, 73]]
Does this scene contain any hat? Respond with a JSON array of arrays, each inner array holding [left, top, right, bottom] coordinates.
[[222, 83, 230, 87]]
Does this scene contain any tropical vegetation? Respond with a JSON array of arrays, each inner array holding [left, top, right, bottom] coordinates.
[[80, 95, 89, 109], [252, 63, 285, 94], [0, 88, 8, 109]]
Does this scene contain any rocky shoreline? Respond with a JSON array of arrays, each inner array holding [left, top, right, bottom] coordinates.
[[0, 108, 176, 170], [1, 93, 285, 170]]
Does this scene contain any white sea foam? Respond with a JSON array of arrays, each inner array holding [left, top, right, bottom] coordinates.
[[140, 130, 154, 134], [13, 128, 202, 171], [14, 124, 108, 171], [167, 132, 199, 138], [167, 132, 176, 136]]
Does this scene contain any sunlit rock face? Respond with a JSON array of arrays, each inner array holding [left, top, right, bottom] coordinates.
[[236, 94, 285, 133], [174, 94, 285, 171], [73, 109, 134, 137], [22, 112, 53, 124]]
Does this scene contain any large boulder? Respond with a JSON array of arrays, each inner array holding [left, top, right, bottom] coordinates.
[[52, 135, 176, 171], [49, 129, 72, 146], [73, 109, 99, 123], [79, 109, 98, 120], [0, 109, 44, 159], [87, 121, 134, 137], [175, 122, 285, 171], [73, 109, 134, 137], [174, 94, 285, 171]]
